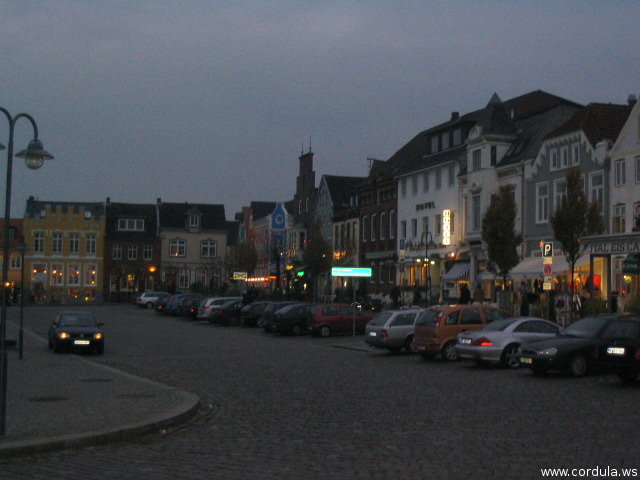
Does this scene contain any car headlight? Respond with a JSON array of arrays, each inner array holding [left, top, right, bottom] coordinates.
[[536, 347, 558, 356], [58, 332, 69, 339], [93, 333, 103, 340]]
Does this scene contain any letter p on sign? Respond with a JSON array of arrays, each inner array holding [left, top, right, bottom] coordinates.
[[542, 242, 553, 258]]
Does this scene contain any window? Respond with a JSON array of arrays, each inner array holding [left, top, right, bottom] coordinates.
[[536, 183, 549, 223], [10, 254, 21, 270], [561, 146, 569, 167], [472, 194, 481, 231], [112, 244, 122, 260], [411, 176, 417, 195], [573, 144, 580, 165], [472, 149, 481, 170], [69, 233, 80, 254], [52, 233, 63, 254], [34, 232, 45, 253], [450, 211, 455, 234], [554, 179, 566, 212], [452, 128, 461, 146], [636, 156, 640, 183], [615, 159, 626, 187], [445, 311, 460, 325], [117, 218, 145, 231], [170, 239, 185, 257], [305, 197, 309, 212], [143, 245, 152, 261], [380, 212, 386, 240], [423, 172, 429, 192], [441, 132, 449, 150], [86, 234, 96, 255], [485, 309, 506, 322], [390, 210, 396, 239], [400, 220, 407, 239], [400, 178, 407, 197], [85, 264, 97, 286], [435, 169, 442, 190], [178, 268, 190, 289], [635, 202, 640, 230], [189, 214, 200, 228], [459, 309, 481, 325], [431, 136, 438, 153], [411, 218, 417, 238], [362, 215, 368, 242], [589, 172, 604, 211], [550, 149, 558, 170], [200, 240, 217, 259], [50, 263, 64, 286], [128, 245, 137, 260], [68, 263, 80, 286], [435, 214, 442, 235], [613, 204, 626, 233], [371, 214, 378, 241], [422, 216, 429, 237], [448, 165, 455, 187], [490, 146, 497, 166], [298, 200, 302, 214], [391, 313, 416, 327]]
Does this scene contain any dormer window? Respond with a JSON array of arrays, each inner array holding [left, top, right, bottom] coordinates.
[[118, 218, 144, 231], [189, 214, 200, 228]]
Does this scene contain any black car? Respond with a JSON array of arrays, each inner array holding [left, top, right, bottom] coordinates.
[[208, 299, 244, 325], [176, 294, 205, 316], [596, 315, 640, 384], [185, 297, 207, 320], [48, 311, 105, 354], [260, 301, 300, 332], [271, 304, 313, 335], [240, 301, 269, 327], [518, 314, 635, 377]]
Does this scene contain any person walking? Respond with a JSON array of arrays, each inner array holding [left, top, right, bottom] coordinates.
[[459, 284, 471, 304]]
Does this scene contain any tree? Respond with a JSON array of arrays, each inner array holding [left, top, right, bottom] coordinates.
[[225, 241, 258, 278], [550, 167, 605, 292], [481, 185, 522, 288], [302, 228, 332, 300]]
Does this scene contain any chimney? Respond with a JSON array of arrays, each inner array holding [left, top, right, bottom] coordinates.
[[450, 111, 459, 121], [628, 94, 637, 107], [156, 198, 161, 204], [106, 196, 111, 205]]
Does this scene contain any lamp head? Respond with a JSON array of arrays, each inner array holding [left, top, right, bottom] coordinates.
[[15, 139, 54, 170]]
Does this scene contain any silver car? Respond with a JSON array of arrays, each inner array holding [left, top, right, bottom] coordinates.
[[197, 296, 243, 320], [364, 309, 423, 353], [455, 317, 560, 368]]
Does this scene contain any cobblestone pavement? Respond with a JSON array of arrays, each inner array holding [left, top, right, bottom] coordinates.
[[2, 305, 640, 480]]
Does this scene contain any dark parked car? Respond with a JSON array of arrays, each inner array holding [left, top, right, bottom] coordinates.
[[155, 295, 173, 314], [185, 297, 208, 320], [271, 304, 313, 335], [48, 311, 104, 354], [518, 314, 636, 377], [596, 315, 640, 384], [208, 299, 244, 325], [165, 293, 204, 316], [240, 301, 270, 327], [308, 303, 376, 337], [260, 301, 300, 332]]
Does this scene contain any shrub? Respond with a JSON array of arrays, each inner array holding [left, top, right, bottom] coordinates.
[[581, 298, 607, 316]]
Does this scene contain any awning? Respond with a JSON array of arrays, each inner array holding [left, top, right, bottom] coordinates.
[[442, 262, 470, 282], [510, 255, 589, 279], [477, 269, 497, 281]]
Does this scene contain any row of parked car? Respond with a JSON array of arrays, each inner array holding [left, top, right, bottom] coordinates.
[[134, 292, 640, 384]]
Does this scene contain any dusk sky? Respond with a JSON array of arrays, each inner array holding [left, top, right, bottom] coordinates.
[[2, 1, 639, 219]]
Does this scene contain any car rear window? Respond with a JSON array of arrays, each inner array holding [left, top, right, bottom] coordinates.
[[601, 321, 640, 340], [484, 318, 517, 331], [560, 316, 608, 337], [369, 311, 394, 326], [415, 310, 440, 327]]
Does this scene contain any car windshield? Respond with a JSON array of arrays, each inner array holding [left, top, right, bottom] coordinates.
[[560, 316, 608, 337], [484, 318, 517, 331], [368, 311, 394, 326], [415, 310, 440, 327], [59, 313, 96, 327]]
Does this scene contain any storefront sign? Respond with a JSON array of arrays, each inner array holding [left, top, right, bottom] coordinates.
[[543, 277, 552, 291], [442, 209, 451, 246], [587, 240, 640, 255], [232, 271, 248, 280], [331, 267, 372, 277]]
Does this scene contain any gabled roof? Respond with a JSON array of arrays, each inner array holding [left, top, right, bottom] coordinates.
[[323, 175, 366, 208], [545, 103, 632, 146], [158, 202, 226, 230], [249, 201, 278, 221], [105, 202, 157, 235]]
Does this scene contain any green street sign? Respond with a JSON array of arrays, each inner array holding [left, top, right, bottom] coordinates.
[[297, 271, 305, 277], [331, 267, 372, 277]]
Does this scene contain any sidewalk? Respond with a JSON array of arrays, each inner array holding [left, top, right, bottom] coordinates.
[[0, 319, 200, 458]]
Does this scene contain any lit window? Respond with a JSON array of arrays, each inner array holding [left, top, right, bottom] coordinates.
[[84, 264, 97, 286], [68, 263, 80, 286], [170, 239, 186, 257], [50, 264, 64, 286]]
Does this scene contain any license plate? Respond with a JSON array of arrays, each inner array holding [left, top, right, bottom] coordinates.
[[460, 339, 471, 344], [369, 332, 377, 337], [606, 347, 625, 355], [74, 340, 90, 345], [520, 357, 532, 364]]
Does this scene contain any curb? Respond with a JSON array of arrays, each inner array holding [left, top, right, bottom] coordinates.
[[0, 390, 200, 458]]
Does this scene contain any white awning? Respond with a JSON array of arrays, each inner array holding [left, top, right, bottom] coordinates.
[[442, 262, 470, 282], [510, 255, 590, 279], [478, 269, 497, 281]]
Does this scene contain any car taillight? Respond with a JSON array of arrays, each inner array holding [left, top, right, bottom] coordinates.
[[382, 329, 389, 339], [473, 337, 493, 346]]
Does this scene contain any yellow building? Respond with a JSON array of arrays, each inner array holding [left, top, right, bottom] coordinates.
[[22, 196, 105, 303]]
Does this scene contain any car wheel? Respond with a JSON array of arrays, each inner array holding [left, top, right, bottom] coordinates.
[[420, 351, 436, 360], [501, 344, 521, 369], [441, 342, 458, 361], [291, 324, 303, 336], [616, 369, 639, 384], [318, 325, 331, 338], [404, 335, 417, 354], [568, 353, 589, 377]]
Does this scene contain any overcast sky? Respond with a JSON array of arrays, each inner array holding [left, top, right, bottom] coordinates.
[[2, 0, 639, 219]]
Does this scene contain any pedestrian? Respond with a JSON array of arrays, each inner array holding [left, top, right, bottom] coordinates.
[[459, 284, 471, 304], [473, 287, 484, 305]]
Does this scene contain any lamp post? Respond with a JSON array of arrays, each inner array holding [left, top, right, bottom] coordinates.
[[421, 231, 434, 306], [0, 107, 53, 435], [17, 244, 28, 360]]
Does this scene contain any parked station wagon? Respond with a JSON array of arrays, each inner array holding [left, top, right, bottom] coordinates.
[[364, 309, 423, 353]]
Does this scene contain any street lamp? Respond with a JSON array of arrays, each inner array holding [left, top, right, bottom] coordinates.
[[17, 244, 28, 360], [0, 107, 53, 435], [421, 231, 435, 306]]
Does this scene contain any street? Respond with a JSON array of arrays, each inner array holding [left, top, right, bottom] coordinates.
[[2, 305, 639, 480]]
